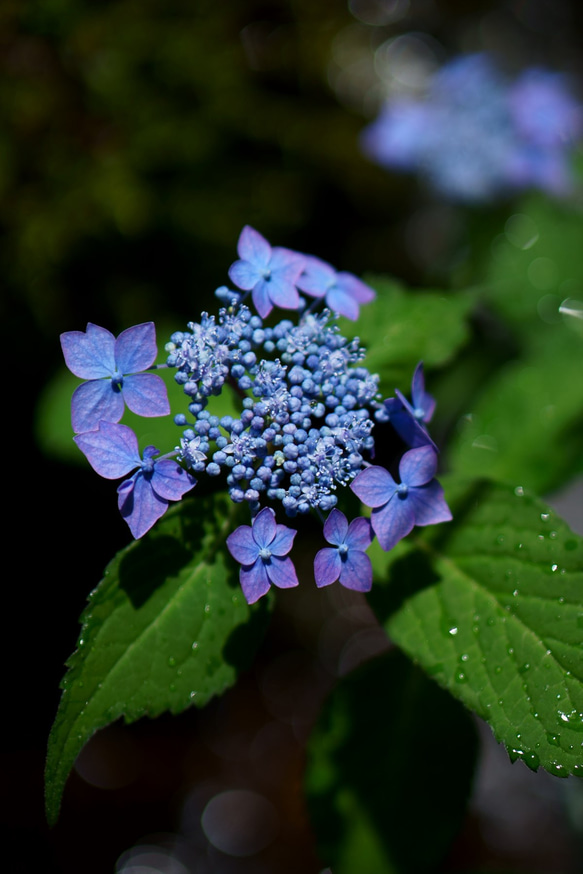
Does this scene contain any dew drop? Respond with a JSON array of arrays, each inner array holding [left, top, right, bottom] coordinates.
[[518, 663, 530, 674], [168, 656, 176, 667], [487, 617, 496, 627], [507, 647, 515, 656], [549, 530, 558, 540], [514, 486, 525, 497], [494, 666, 502, 675], [537, 534, 545, 541], [169, 683, 176, 692], [551, 564, 558, 572], [455, 671, 468, 684], [508, 748, 523, 763], [496, 534, 505, 545], [448, 626, 458, 636], [557, 710, 583, 732], [541, 513, 550, 522], [515, 542, 524, 551], [524, 752, 540, 771], [189, 690, 197, 699], [204, 604, 211, 614], [192, 641, 199, 650], [512, 589, 519, 597], [460, 653, 469, 662]]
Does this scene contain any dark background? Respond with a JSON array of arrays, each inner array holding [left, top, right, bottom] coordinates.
[[5, 1, 583, 871]]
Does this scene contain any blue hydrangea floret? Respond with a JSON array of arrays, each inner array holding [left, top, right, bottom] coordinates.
[[313, 509, 373, 592], [74, 421, 195, 538], [350, 445, 452, 552], [61, 322, 170, 433]]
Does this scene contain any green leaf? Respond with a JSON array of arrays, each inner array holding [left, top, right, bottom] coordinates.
[[339, 276, 473, 392], [305, 649, 478, 874], [369, 478, 583, 779], [45, 494, 271, 825], [447, 329, 583, 493]]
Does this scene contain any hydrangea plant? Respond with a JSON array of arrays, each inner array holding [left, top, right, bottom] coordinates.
[[47, 224, 583, 871]]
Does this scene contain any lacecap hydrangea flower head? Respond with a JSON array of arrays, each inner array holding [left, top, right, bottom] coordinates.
[[360, 53, 583, 203], [61, 226, 452, 604]]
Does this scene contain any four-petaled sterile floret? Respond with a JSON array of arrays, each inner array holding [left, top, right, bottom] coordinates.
[[378, 362, 438, 450], [228, 225, 305, 319], [314, 509, 373, 591], [350, 445, 452, 552], [74, 421, 196, 538], [296, 255, 376, 321], [226, 507, 299, 604], [61, 322, 170, 433]]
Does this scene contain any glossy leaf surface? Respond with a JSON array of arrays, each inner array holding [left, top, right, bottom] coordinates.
[[369, 479, 583, 779], [45, 494, 270, 824]]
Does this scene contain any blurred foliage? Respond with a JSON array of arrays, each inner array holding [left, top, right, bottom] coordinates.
[[446, 193, 583, 492], [306, 648, 478, 874], [2, 0, 408, 344], [339, 276, 473, 394]]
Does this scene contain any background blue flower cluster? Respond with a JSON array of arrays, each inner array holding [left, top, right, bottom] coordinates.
[[361, 54, 583, 203]]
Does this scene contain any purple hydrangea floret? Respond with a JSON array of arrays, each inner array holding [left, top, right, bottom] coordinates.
[[74, 421, 195, 538], [314, 509, 373, 591], [350, 446, 452, 552], [60, 322, 170, 433], [296, 255, 376, 321], [381, 362, 437, 449], [228, 225, 305, 319], [226, 506, 299, 604]]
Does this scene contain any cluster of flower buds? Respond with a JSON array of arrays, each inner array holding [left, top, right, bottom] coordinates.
[[361, 53, 583, 202], [61, 226, 451, 603]]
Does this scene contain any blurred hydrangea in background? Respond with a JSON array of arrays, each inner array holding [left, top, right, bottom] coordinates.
[[360, 53, 583, 202]]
